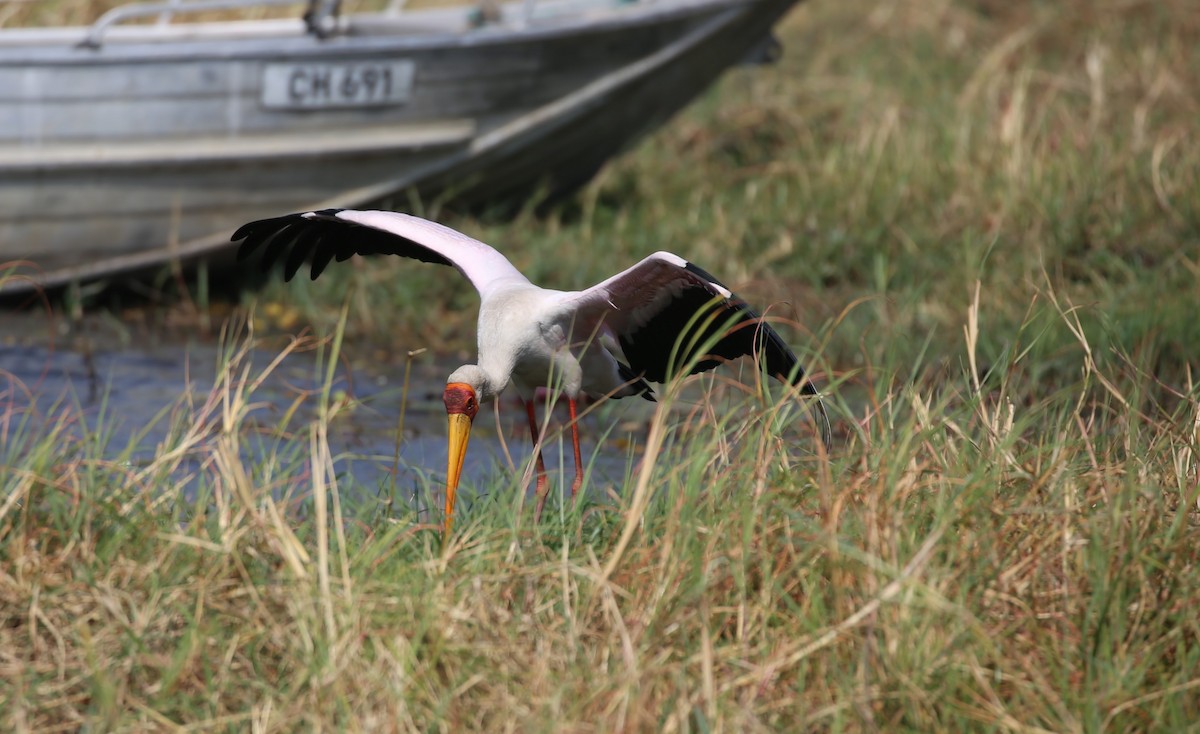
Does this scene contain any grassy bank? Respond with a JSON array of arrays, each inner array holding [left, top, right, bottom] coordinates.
[[4, 312, 1196, 731], [5, 0, 1200, 730]]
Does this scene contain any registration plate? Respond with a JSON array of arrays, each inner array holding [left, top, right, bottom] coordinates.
[[261, 60, 415, 109]]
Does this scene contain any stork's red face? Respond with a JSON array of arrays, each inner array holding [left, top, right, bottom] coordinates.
[[442, 382, 478, 533], [443, 382, 479, 419]]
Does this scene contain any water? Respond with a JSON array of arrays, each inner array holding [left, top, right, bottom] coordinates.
[[0, 315, 650, 521]]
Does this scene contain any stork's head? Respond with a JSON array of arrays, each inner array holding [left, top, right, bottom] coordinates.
[[443, 382, 479, 415], [441, 366, 489, 534]]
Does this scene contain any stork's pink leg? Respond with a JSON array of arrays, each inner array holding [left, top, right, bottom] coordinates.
[[568, 398, 584, 498], [527, 400, 550, 520]]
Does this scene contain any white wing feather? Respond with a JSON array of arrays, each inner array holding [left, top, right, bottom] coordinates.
[[331, 210, 531, 297], [560, 251, 729, 334]]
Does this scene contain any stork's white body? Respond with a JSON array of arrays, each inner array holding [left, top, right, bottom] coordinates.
[[233, 208, 828, 530], [471, 282, 643, 404], [336, 212, 634, 404]]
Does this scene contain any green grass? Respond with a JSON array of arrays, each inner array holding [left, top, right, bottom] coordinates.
[[5, 0, 1200, 730]]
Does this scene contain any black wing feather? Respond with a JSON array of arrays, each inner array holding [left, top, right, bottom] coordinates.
[[617, 261, 816, 395], [309, 241, 338, 280], [283, 228, 321, 281], [261, 224, 300, 270], [233, 209, 454, 281], [616, 260, 830, 447]]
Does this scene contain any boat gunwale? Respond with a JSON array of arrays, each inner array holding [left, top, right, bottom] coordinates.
[[0, 0, 751, 63]]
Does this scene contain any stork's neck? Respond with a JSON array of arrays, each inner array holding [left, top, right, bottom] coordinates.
[[446, 363, 506, 402]]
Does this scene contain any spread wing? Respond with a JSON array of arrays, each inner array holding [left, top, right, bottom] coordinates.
[[565, 251, 830, 444], [232, 208, 530, 297]]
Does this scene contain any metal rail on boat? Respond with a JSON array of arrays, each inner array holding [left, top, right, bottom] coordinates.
[[80, 0, 557, 47], [83, 0, 309, 47]]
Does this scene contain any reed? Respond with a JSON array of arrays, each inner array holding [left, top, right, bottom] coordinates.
[[3, 0, 1200, 730]]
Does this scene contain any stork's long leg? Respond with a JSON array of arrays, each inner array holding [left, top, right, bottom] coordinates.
[[527, 400, 550, 519], [568, 398, 583, 497]]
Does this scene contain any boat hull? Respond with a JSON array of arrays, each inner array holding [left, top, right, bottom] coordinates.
[[0, 0, 800, 292]]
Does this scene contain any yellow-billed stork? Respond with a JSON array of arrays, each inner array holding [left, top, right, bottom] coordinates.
[[233, 209, 829, 531]]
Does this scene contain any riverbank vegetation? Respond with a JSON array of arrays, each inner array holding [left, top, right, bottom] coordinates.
[[3, 0, 1199, 730]]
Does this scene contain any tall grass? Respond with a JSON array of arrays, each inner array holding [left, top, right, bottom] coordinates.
[[4, 283, 1198, 730], [4, 0, 1200, 730]]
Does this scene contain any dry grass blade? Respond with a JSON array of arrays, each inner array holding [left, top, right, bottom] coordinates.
[[5, 0, 1200, 729]]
